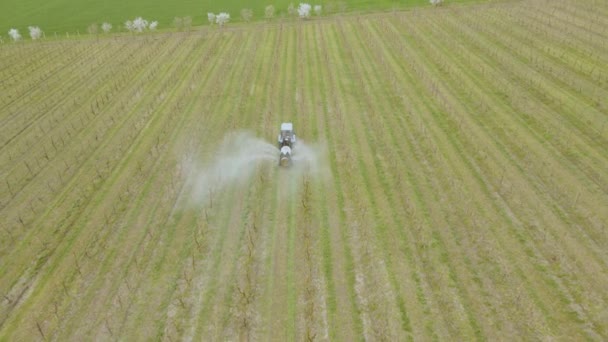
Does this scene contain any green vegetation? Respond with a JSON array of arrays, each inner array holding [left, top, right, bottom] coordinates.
[[0, 0, 473, 34], [1, 0, 607, 340]]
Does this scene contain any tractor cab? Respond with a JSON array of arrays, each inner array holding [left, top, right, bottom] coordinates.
[[278, 122, 296, 148]]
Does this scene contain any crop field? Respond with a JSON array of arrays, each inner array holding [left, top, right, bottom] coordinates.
[[1, 0, 608, 340]]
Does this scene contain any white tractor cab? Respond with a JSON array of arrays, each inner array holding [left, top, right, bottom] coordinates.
[[278, 122, 296, 166]]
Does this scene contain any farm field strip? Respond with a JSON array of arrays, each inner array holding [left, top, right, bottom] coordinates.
[[0, 35, 194, 282], [56, 35, 225, 340], [0, 33, 214, 338], [0, 37, 181, 221], [394, 10, 604, 336], [0, 40, 160, 186], [431, 8, 608, 269], [400, 16, 600, 336], [1, 0, 607, 340]]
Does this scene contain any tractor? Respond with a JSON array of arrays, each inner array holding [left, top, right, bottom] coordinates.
[[278, 122, 296, 166]]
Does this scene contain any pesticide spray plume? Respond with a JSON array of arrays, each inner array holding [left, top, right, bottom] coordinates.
[[179, 131, 329, 208]]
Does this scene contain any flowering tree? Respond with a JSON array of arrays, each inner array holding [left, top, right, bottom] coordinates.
[[216, 12, 230, 27], [430, 0, 444, 6], [208, 13, 216, 25], [149, 21, 158, 31], [102, 22, 112, 33], [8, 29, 21, 41], [298, 3, 312, 19], [265, 5, 275, 20], [125, 17, 152, 33], [29, 26, 43, 40], [314, 5, 322, 16], [132, 17, 148, 32]]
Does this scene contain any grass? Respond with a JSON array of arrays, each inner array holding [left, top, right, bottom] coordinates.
[[0, 0, 480, 35], [1, 0, 608, 340]]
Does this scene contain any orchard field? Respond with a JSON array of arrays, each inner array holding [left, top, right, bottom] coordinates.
[[1, 0, 608, 340]]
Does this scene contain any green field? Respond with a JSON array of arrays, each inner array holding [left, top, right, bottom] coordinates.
[[0, 0, 476, 36], [2, 0, 608, 340]]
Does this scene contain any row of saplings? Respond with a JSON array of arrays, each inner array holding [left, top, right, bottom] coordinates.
[[2, 0, 445, 43]]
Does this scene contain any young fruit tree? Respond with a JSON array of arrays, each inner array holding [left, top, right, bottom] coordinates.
[[298, 3, 312, 19], [132, 17, 148, 32], [288, 3, 297, 16], [173, 17, 183, 30], [8, 29, 21, 41], [208, 13, 216, 25], [241, 9, 253, 22], [87, 23, 99, 35], [216, 13, 230, 27], [28, 26, 43, 40], [149, 21, 158, 31], [265, 5, 275, 20], [314, 5, 322, 15], [125, 20, 135, 32], [101, 22, 112, 33], [183, 16, 192, 30]]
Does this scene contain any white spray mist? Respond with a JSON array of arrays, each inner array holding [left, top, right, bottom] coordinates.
[[179, 130, 330, 207]]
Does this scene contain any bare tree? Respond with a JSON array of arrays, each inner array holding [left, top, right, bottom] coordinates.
[[241, 8, 253, 22], [183, 16, 192, 30], [314, 5, 322, 16], [287, 3, 297, 16], [265, 5, 275, 20], [173, 17, 183, 30], [88, 23, 99, 35]]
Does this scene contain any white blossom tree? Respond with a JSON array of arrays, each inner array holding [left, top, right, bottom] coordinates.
[[265, 5, 275, 20], [28, 26, 43, 40], [125, 17, 151, 33], [216, 12, 230, 27], [298, 3, 312, 19], [430, 0, 444, 6], [241, 8, 253, 22], [102, 22, 112, 33], [314, 5, 322, 15], [132, 17, 148, 32], [8, 28, 21, 41], [208, 13, 216, 25], [149, 21, 158, 31]]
